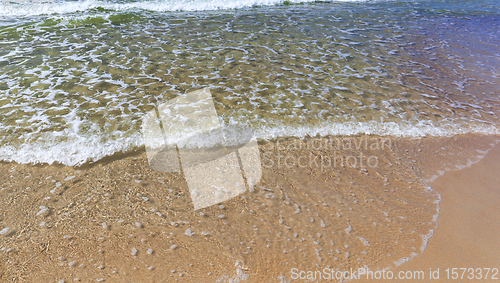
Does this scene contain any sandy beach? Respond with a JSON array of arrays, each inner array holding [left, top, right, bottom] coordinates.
[[1, 1, 499, 281], [0, 134, 498, 282], [358, 142, 500, 282]]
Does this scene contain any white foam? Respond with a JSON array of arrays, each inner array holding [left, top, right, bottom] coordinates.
[[418, 185, 441, 255], [0, 0, 339, 16], [0, 119, 497, 166], [418, 140, 499, 259], [0, 131, 143, 166], [422, 142, 498, 183], [255, 120, 500, 141]]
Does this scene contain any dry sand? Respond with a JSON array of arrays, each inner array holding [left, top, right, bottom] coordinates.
[[359, 142, 500, 282]]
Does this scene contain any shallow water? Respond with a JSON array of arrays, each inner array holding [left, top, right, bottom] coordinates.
[[1, 2, 500, 280], [0, 134, 497, 282], [1, 0, 499, 166]]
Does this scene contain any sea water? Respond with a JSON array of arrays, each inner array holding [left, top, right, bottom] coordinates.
[[1, 0, 499, 166]]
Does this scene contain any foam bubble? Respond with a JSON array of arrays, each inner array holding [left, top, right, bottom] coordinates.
[[0, 120, 497, 166], [0, 0, 329, 16], [0, 131, 143, 166]]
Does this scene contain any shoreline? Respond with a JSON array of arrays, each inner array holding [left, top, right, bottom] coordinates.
[[0, 134, 498, 282], [356, 142, 500, 282]]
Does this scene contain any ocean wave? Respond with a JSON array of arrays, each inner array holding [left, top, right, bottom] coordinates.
[[0, 0, 366, 16], [0, 120, 498, 166]]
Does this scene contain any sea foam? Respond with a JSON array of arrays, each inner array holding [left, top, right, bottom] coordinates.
[[0, 120, 498, 166]]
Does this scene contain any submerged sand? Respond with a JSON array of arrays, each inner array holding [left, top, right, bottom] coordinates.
[[0, 134, 497, 282], [360, 142, 500, 283]]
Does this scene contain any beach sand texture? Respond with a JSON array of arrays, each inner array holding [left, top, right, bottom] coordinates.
[[1, 1, 500, 282], [0, 134, 498, 282]]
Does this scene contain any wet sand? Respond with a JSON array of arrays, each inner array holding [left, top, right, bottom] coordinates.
[[360, 142, 500, 282], [0, 134, 498, 282]]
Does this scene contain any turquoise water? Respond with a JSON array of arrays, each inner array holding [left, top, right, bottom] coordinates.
[[0, 0, 499, 165]]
